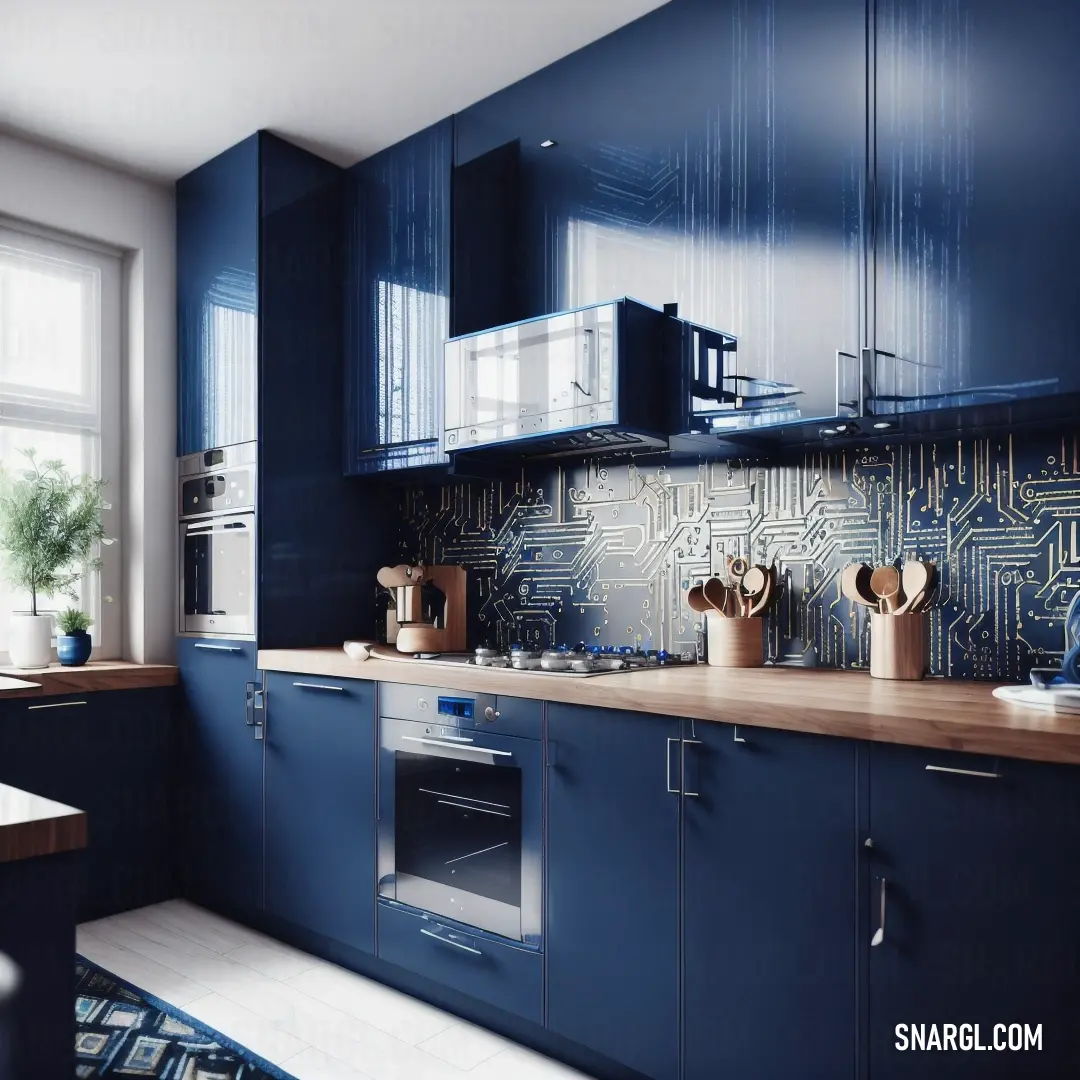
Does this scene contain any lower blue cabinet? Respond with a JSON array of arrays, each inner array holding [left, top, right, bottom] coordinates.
[[867, 744, 1080, 1080], [178, 637, 262, 915], [264, 673, 377, 955], [682, 721, 858, 1080], [378, 902, 542, 1023], [546, 705, 681, 1080]]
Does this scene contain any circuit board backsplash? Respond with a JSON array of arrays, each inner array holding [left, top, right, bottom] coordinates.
[[397, 432, 1080, 680]]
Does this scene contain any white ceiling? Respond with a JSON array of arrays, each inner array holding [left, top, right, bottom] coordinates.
[[0, 0, 668, 184]]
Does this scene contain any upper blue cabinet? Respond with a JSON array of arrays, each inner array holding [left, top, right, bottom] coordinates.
[[177, 135, 259, 456], [869, 0, 1080, 416], [344, 119, 453, 474], [455, 0, 866, 432]]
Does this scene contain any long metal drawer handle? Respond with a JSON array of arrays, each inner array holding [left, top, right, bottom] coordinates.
[[420, 927, 482, 955], [437, 799, 511, 818], [27, 700, 88, 710], [193, 643, 242, 652], [871, 878, 886, 947], [682, 738, 701, 797], [401, 736, 512, 757], [666, 737, 679, 794], [292, 682, 346, 692], [925, 765, 1001, 779]]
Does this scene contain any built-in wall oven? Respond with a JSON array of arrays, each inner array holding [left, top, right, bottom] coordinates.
[[377, 683, 543, 949], [178, 442, 256, 637]]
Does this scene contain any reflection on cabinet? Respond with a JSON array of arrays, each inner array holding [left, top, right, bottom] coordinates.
[[176, 135, 258, 456], [866, 743, 1080, 1079], [178, 637, 263, 916], [682, 721, 857, 1080], [344, 119, 452, 474], [264, 673, 376, 954], [872, 0, 1080, 415], [546, 704, 680, 1080]]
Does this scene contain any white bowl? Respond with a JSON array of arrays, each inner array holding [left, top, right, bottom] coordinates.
[[343, 640, 375, 661]]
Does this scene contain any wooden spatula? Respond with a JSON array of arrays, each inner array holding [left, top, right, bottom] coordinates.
[[747, 565, 775, 617], [894, 560, 933, 615], [703, 577, 730, 617], [841, 564, 878, 608], [740, 566, 767, 618], [870, 565, 902, 613], [687, 585, 712, 614]]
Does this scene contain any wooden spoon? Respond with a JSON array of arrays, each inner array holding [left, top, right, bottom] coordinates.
[[377, 563, 423, 589], [747, 565, 775, 617], [728, 556, 749, 585], [703, 577, 730, 617], [687, 585, 712, 614], [894, 560, 932, 615], [870, 565, 902, 613], [740, 566, 767, 618], [841, 563, 879, 608]]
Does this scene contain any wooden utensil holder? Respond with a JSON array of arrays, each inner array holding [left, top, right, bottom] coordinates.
[[706, 613, 764, 668], [870, 612, 928, 680]]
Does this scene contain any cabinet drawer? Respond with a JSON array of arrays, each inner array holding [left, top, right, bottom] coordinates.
[[378, 682, 542, 739], [377, 902, 542, 1023], [268, 673, 375, 716]]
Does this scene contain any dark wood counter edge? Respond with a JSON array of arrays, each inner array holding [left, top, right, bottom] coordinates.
[[0, 662, 177, 700], [258, 647, 1080, 767], [0, 783, 87, 864]]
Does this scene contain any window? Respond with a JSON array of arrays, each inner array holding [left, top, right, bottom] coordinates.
[[0, 222, 121, 660]]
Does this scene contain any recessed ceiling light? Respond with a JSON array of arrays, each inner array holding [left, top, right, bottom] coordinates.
[[540, 139, 557, 148]]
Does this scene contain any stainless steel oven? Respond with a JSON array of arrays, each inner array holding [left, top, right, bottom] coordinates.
[[378, 684, 543, 948], [178, 442, 256, 637]]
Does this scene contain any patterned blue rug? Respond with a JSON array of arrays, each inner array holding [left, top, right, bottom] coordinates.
[[75, 955, 295, 1078]]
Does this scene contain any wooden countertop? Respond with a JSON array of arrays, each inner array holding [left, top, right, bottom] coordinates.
[[0, 783, 86, 864], [0, 661, 177, 699], [258, 647, 1080, 766]]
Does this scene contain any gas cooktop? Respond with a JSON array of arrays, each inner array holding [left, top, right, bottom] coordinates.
[[404, 643, 694, 677]]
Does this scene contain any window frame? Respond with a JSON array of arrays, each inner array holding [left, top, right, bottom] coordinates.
[[0, 218, 122, 662]]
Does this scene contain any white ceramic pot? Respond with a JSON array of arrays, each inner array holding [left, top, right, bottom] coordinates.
[[9, 613, 54, 669]]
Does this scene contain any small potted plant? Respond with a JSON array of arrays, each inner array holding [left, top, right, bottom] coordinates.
[[0, 450, 112, 668], [55, 607, 94, 667]]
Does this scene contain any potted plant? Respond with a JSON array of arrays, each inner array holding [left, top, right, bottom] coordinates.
[[56, 607, 94, 667], [0, 451, 111, 668]]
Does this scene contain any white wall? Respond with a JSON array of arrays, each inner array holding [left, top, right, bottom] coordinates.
[[0, 132, 176, 664]]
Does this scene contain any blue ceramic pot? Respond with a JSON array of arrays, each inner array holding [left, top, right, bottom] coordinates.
[[56, 631, 92, 666]]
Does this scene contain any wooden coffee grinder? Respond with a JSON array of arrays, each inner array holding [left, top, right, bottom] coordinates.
[[376, 563, 467, 655]]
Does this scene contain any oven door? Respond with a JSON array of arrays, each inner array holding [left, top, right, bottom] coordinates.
[[378, 716, 542, 946], [179, 513, 255, 636]]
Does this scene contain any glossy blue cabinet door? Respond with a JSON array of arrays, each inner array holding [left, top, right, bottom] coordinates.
[[344, 119, 452, 474], [176, 135, 259, 455], [867, 744, 1080, 1079], [682, 722, 857, 1080], [546, 705, 680, 1080], [177, 637, 262, 915], [873, 0, 1080, 413], [264, 673, 376, 954]]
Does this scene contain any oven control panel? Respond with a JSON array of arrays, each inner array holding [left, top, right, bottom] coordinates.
[[380, 683, 543, 740]]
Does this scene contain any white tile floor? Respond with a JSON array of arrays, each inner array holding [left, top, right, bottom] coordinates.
[[77, 900, 593, 1080]]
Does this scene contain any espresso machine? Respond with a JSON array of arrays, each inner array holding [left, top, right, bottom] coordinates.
[[377, 563, 467, 655]]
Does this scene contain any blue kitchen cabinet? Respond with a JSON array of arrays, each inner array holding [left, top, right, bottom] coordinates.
[[344, 119, 453, 474], [681, 721, 858, 1080], [177, 638, 263, 916], [871, 0, 1080, 416], [866, 743, 1080, 1079], [263, 672, 376, 954], [0, 689, 175, 921], [176, 135, 259, 456], [546, 704, 681, 1080]]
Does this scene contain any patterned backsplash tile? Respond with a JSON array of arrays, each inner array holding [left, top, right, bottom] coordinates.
[[398, 430, 1080, 680]]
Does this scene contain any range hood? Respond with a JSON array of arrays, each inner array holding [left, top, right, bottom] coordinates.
[[442, 298, 746, 459]]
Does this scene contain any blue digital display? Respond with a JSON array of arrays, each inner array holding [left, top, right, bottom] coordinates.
[[437, 696, 474, 720]]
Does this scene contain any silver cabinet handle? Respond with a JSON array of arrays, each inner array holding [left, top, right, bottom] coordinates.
[[871, 878, 886, 947], [733, 726, 746, 744], [925, 764, 1000, 779], [292, 682, 346, 692], [400, 736, 512, 757], [194, 643, 242, 652], [27, 700, 88, 710], [666, 737, 679, 794], [682, 738, 701, 796], [420, 927, 482, 955]]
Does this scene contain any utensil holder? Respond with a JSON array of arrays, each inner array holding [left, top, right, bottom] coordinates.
[[870, 612, 928, 680], [706, 613, 764, 668]]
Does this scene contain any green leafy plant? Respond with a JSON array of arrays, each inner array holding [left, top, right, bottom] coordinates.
[[56, 607, 93, 635], [0, 450, 112, 616]]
